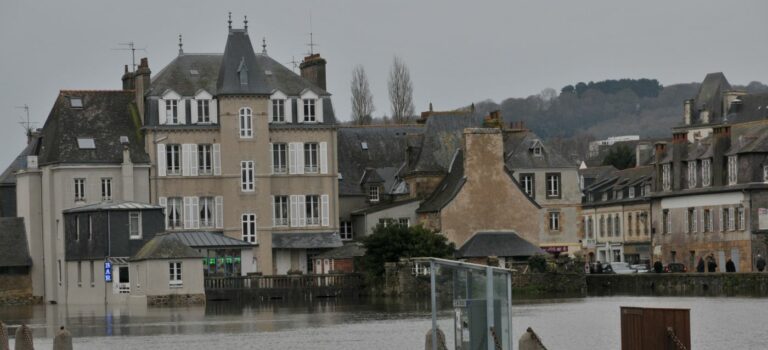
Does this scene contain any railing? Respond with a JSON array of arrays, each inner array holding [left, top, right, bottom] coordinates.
[[205, 273, 363, 291]]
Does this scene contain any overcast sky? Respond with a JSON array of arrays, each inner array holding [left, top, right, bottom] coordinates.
[[1, 0, 767, 168]]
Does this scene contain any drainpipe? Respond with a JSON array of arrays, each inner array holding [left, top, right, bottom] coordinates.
[[106, 211, 111, 305]]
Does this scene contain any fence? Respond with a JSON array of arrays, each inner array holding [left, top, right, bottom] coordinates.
[[204, 273, 364, 301]]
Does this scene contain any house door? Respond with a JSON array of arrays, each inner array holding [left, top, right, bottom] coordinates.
[[323, 259, 331, 274], [315, 259, 322, 274], [114, 265, 130, 294]]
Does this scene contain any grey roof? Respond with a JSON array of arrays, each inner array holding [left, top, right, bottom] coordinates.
[[0, 218, 32, 267], [417, 150, 466, 213], [63, 200, 163, 214], [337, 125, 425, 195], [272, 231, 343, 249], [456, 231, 543, 258], [727, 123, 768, 155], [361, 167, 400, 193], [131, 234, 203, 261], [350, 198, 420, 215], [504, 130, 575, 169], [409, 112, 482, 174], [37, 91, 150, 165], [0, 134, 40, 185], [692, 72, 731, 124], [314, 242, 366, 259], [727, 93, 768, 123], [167, 231, 253, 248], [147, 54, 222, 97]]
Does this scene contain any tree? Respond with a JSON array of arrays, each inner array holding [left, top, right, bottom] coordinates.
[[350, 65, 375, 125], [362, 223, 454, 282], [387, 56, 415, 124], [602, 144, 636, 170]]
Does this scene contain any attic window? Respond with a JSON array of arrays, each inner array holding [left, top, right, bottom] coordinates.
[[70, 97, 83, 108], [119, 136, 129, 144], [189, 70, 199, 75], [77, 138, 95, 149], [264, 70, 273, 75], [361, 142, 369, 150]]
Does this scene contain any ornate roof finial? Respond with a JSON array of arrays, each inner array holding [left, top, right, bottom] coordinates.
[[228, 12, 232, 30], [178, 34, 183, 55], [244, 15, 248, 32], [262, 37, 267, 55]]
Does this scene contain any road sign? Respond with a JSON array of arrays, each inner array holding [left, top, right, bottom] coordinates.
[[104, 261, 113, 282]]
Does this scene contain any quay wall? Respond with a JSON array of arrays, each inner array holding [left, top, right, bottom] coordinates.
[[587, 273, 768, 297]]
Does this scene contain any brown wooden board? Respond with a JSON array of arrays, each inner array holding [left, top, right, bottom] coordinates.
[[621, 307, 690, 350]]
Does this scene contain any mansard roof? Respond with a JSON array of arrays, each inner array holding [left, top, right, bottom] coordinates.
[[503, 130, 575, 169], [727, 92, 768, 124], [0, 218, 32, 267], [692, 72, 731, 123], [37, 91, 150, 165], [727, 123, 768, 155], [147, 54, 222, 97]]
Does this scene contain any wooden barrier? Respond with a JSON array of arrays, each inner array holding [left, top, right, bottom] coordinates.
[[204, 274, 365, 301], [620, 307, 690, 350]]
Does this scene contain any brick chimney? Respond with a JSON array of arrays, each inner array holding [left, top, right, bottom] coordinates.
[[683, 99, 693, 125], [300, 53, 327, 90], [653, 141, 667, 193], [712, 125, 731, 186], [134, 58, 151, 124], [121, 65, 134, 90]]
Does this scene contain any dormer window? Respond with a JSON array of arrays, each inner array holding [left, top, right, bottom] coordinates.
[[300, 91, 323, 123], [272, 99, 285, 122], [238, 57, 248, 85], [368, 185, 380, 202], [702, 159, 711, 187], [77, 138, 95, 150], [70, 97, 83, 108], [269, 91, 288, 123], [197, 100, 210, 123], [166, 100, 179, 124], [192, 90, 216, 124], [628, 187, 635, 199], [687, 161, 697, 189], [531, 140, 543, 157], [159, 90, 184, 125], [662, 164, 672, 191], [361, 142, 369, 150], [303, 99, 316, 122]]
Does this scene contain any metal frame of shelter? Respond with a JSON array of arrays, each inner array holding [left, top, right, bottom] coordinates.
[[414, 257, 514, 350]]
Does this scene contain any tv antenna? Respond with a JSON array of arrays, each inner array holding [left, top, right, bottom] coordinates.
[[285, 56, 300, 71], [15, 104, 36, 135], [111, 42, 147, 72], [306, 12, 318, 56]]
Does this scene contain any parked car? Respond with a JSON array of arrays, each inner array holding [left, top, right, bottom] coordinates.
[[631, 264, 650, 273], [665, 263, 687, 273], [602, 262, 637, 274]]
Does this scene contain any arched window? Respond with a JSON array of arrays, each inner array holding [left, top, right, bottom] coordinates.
[[239, 107, 252, 138]]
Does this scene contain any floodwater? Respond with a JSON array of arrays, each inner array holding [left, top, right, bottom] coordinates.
[[2, 296, 768, 349]]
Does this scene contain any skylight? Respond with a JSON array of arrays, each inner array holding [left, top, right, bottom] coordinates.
[[70, 97, 83, 108], [77, 138, 95, 149], [189, 69, 199, 75], [361, 142, 369, 150]]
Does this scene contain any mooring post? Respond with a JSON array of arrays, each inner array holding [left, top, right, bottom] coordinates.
[[0, 321, 9, 350], [52, 326, 72, 350], [14, 324, 33, 350]]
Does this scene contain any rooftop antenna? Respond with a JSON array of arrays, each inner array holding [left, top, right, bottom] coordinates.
[[244, 15, 248, 32], [15, 104, 36, 136], [111, 42, 147, 72], [285, 56, 300, 71], [178, 34, 184, 55], [261, 37, 267, 55], [307, 12, 317, 56], [228, 12, 232, 30]]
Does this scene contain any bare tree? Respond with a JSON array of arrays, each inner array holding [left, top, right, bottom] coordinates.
[[350, 65, 375, 125], [388, 56, 415, 124]]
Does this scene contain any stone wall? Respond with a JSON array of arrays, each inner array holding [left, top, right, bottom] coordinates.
[[587, 273, 768, 297], [0, 273, 40, 305], [147, 293, 206, 306]]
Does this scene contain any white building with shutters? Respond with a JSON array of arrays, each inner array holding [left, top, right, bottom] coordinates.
[[141, 24, 341, 275]]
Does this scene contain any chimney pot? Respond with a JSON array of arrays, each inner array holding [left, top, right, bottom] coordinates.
[[300, 54, 327, 90]]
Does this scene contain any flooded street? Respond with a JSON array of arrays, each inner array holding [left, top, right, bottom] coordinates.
[[2, 296, 768, 349]]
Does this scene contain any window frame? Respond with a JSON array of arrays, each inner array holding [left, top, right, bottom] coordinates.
[[198, 144, 213, 175], [368, 185, 380, 202], [128, 211, 142, 239], [272, 143, 287, 174], [239, 107, 253, 138], [167, 197, 183, 229], [545, 173, 561, 199], [166, 144, 181, 175], [548, 211, 560, 231], [702, 159, 712, 187], [662, 164, 672, 191], [240, 161, 255, 192], [169, 262, 183, 287], [166, 99, 179, 124], [520, 173, 535, 198], [199, 197, 215, 228], [727, 155, 738, 185], [241, 213, 257, 244], [662, 209, 670, 234], [74, 178, 86, 202], [272, 99, 286, 123], [340, 221, 353, 240], [687, 161, 697, 189], [273, 196, 289, 227], [304, 143, 319, 173], [305, 195, 320, 226], [197, 99, 210, 123], [101, 177, 112, 201], [303, 99, 316, 122]]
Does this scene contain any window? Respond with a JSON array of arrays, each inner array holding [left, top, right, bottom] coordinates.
[[616, 190, 623, 200], [239, 107, 253, 138], [533, 146, 542, 157], [199, 197, 215, 228], [169, 262, 182, 287], [197, 100, 210, 123], [599, 216, 605, 237], [368, 185, 380, 202], [303, 99, 316, 122], [166, 144, 181, 175], [306, 195, 320, 226], [77, 138, 95, 149], [198, 144, 212, 175], [241, 161, 254, 191], [628, 187, 635, 199], [663, 209, 670, 234], [70, 97, 83, 108], [546, 173, 561, 198], [687, 208, 695, 233], [627, 214, 633, 236], [88, 215, 93, 240], [272, 196, 289, 227], [167, 197, 183, 229], [702, 159, 712, 187], [662, 164, 672, 191], [129, 212, 142, 239], [304, 143, 319, 173], [721, 208, 730, 232], [703, 209, 712, 232], [398, 218, 411, 227], [614, 214, 620, 236], [737, 207, 745, 230], [728, 156, 738, 185], [361, 142, 368, 150], [166, 99, 179, 124], [520, 174, 534, 198], [272, 143, 287, 174], [549, 212, 560, 231], [687, 161, 697, 189], [101, 178, 112, 201], [89, 261, 95, 286], [241, 213, 257, 243], [272, 99, 285, 122], [74, 178, 86, 201], [75, 216, 80, 241], [340, 221, 353, 240]]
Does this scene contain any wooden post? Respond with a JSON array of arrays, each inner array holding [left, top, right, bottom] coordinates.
[[621, 307, 690, 350]]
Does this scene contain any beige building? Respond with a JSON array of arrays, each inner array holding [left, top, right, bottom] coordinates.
[[140, 25, 341, 275]]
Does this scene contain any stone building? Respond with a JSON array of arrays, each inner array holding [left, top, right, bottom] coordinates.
[[139, 23, 341, 275], [0, 218, 34, 304]]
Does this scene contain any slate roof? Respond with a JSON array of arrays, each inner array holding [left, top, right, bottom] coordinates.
[[350, 198, 420, 215], [455, 231, 543, 258], [727, 123, 768, 155], [692, 72, 731, 123], [361, 167, 399, 193], [37, 91, 150, 165], [337, 125, 424, 195], [727, 93, 768, 124], [63, 200, 163, 213], [314, 242, 366, 260], [0, 134, 40, 185], [168, 231, 253, 248], [146, 54, 222, 97], [131, 233, 203, 261], [408, 112, 482, 174], [0, 218, 32, 267], [417, 150, 466, 213], [504, 130, 575, 169], [271, 232, 343, 249]]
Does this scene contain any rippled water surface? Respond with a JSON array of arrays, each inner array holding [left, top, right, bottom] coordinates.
[[2, 296, 768, 349]]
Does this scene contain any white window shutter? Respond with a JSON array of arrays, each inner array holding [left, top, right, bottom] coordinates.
[[269, 143, 274, 174], [296, 143, 305, 175], [158, 99, 167, 125], [317, 98, 324, 123], [321, 194, 329, 227], [320, 142, 328, 174], [729, 208, 735, 230], [157, 144, 167, 177], [190, 99, 198, 124], [183, 197, 192, 229], [271, 196, 276, 227], [215, 196, 224, 229], [213, 144, 221, 176], [298, 195, 306, 227], [692, 209, 697, 233], [683, 211, 688, 233], [210, 99, 218, 124], [181, 144, 191, 176], [298, 99, 305, 123], [177, 99, 187, 124], [267, 99, 273, 122], [286, 98, 293, 123], [288, 143, 297, 174], [709, 211, 714, 232], [159, 197, 168, 230], [290, 195, 298, 227], [190, 145, 199, 176], [191, 196, 200, 229]]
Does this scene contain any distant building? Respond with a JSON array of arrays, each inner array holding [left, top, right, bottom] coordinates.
[[588, 135, 640, 158]]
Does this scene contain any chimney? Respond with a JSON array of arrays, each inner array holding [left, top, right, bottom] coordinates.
[[463, 128, 504, 178], [484, 110, 502, 128], [299, 53, 327, 90], [671, 132, 688, 190], [712, 125, 731, 186], [121, 65, 135, 90], [654, 141, 667, 192], [635, 142, 652, 167], [683, 99, 693, 125], [134, 58, 151, 124], [722, 90, 747, 117]]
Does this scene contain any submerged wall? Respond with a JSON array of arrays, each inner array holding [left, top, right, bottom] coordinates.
[[587, 273, 768, 297]]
